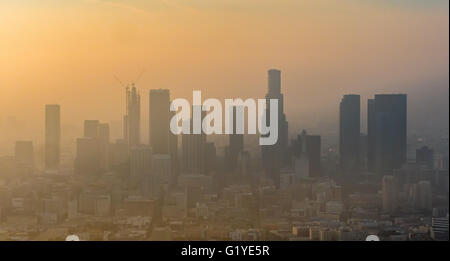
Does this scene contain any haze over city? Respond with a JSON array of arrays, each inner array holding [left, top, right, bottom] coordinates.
[[0, 0, 448, 242], [1, 0, 448, 150]]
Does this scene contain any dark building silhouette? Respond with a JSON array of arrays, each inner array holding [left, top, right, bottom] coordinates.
[[149, 89, 170, 154], [416, 146, 434, 169], [130, 145, 152, 189], [182, 107, 206, 175], [225, 105, 244, 172], [75, 120, 110, 174], [339, 94, 360, 174], [98, 123, 110, 171], [359, 133, 368, 170], [367, 99, 376, 172], [84, 120, 100, 138], [292, 130, 321, 177], [99, 123, 110, 143], [124, 84, 141, 148], [45, 104, 60, 170], [368, 94, 407, 176], [261, 69, 289, 188], [169, 110, 179, 176], [75, 137, 101, 175]]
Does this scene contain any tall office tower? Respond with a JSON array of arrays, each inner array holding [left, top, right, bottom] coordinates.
[[416, 146, 434, 169], [367, 99, 376, 172], [339, 94, 360, 174], [169, 110, 179, 175], [109, 139, 129, 167], [74, 137, 101, 175], [261, 69, 289, 188], [367, 94, 407, 176], [130, 145, 152, 189], [76, 121, 110, 174], [149, 89, 170, 154], [98, 123, 110, 171], [15, 141, 34, 175], [124, 84, 141, 147], [382, 175, 397, 213], [84, 120, 100, 138], [45, 104, 60, 170], [292, 130, 321, 178], [225, 106, 244, 172], [182, 107, 206, 175], [359, 134, 368, 171]]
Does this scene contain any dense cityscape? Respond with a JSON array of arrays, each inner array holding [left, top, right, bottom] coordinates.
[[0, 69, 448, 241]]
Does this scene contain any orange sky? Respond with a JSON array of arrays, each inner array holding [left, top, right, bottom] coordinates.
[[0, 0, 448, 145]]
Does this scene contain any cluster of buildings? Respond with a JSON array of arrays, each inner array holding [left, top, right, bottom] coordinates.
[[0, 69, 448, 241]]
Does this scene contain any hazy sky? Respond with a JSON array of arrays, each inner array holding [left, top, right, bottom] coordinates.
[[0, 0, 448, 144]]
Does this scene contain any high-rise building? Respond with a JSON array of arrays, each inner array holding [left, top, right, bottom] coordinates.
[[130, 145, 152, 189], [124, 84, 141, 147], [367, 99, 376, 172], [261, 69, 289, 188], [432, 216, 449, 241], [98, 123, 110, 171], [74, 137, 101, 175], [149, 89, 170, 154], [359, 134, 368, 171], [75, 120, 110, 175], [416, 146, 434, 169], [84, 120, 100, 138], [225, 106, 244, 172], [368, 94, 407, 176], [182, 107, 206, 175], [339, 94, 360, 174], [292, 130, 321, 178], [169, 110, 179, 175], [45, 104, 60, 170]]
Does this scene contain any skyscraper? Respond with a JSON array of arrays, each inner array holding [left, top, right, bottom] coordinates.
[[261, 69, 289, 188], [84, 120, 100, 138], [182, 107, 206, 175], [74, 137, 101, 175], [124, 84, 141, 148], [45, 104, 60, 170], [416, 146, 434, 169], [368, 94, 407, 176], [293, 130, 321, 178], [339, 94, 360, 174], [225, 105, 244, 172], [130, 145, 152, 189], [367, 99, 376, 172], [98, 123, 110, 171], [76, 120, 110, 174], [169, 110, 179, 175], [149, 89, 170, 154]]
